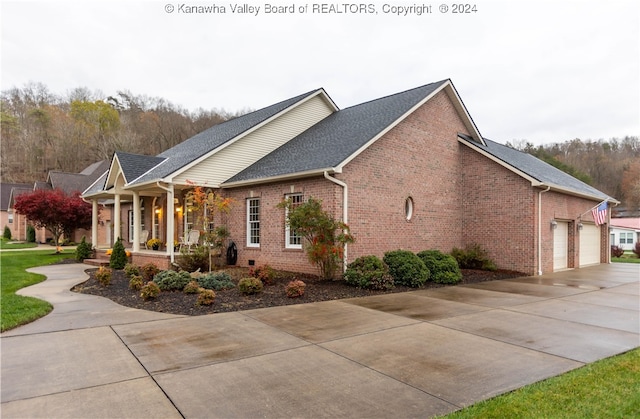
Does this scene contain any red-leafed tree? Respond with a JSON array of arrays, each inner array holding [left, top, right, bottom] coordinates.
[[13, 189, 93, 252]]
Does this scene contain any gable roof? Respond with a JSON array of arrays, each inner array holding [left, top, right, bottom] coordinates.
[[610, 218, 640, 230], [127, 89, 327, 187], [459, 135, 615, 202], [224, 80, 481, 185], [1, 183, 31, 210]]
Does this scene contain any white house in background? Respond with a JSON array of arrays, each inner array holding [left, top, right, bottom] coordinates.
[[610, 218, 640, 251]]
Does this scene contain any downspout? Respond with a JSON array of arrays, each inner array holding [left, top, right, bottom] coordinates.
[[324, 171, 349, 273], [608, 201, 619, 264], [156, 182, 175, 264], [538, 185, 551, 275]]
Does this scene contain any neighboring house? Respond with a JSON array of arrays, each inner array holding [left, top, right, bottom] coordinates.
[[0, 183, 32, 239], [7, 161, 111, 244], [610, 218, 640, 251], [82, 79, 617, 275]]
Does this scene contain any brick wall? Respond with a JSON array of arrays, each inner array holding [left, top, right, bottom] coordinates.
[[460, 146, 537, 274]]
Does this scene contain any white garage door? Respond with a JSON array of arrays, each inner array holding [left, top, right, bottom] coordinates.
[[580, 224, 601, 267], [553, 221, 569, 271]]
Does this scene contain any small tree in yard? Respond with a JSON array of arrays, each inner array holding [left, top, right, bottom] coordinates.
[[13, 189, 92, 253], [110, 238, 128, 269], [279, 197, 354, 280]]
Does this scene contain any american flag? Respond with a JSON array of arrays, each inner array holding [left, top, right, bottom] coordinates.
[[591, 201, 608, 226]]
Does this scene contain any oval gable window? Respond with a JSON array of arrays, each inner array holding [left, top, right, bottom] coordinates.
[[405, 197, 414, 221]]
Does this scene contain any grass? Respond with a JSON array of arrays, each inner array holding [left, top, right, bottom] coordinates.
[[442, 348, 640, 418], [0, 239, 38, 250], [1, 249, 74, 332], [612, 252, 640, 263]]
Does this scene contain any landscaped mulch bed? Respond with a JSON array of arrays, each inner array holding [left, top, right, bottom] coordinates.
[[71, 265, 523, 316]]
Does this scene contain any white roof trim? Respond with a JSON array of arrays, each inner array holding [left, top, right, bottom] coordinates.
[[335, 80, 484, 172], [220, 167, 338, 188]]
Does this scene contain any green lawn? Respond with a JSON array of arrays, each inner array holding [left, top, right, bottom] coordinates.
[[0, 239, 38, 250], [0, 249, 74, 332], [442, 348, 640, 418], [612, 253, 640, 263]]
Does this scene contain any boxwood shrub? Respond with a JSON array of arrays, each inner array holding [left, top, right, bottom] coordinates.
[[417, 249, 462, 284], [344, 255, 394, 290], [383, 250, 429, 287]]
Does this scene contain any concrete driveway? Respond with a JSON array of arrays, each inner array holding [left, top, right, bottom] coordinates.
[[1, 263, 638, 418]]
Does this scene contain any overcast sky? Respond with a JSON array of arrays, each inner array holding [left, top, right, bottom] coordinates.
[[2, 0, 638, 145]]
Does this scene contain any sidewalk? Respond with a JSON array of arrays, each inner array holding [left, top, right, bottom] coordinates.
[[1, 263, 638, 418]]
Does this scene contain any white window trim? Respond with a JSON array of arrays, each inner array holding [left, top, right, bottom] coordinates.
[[247, 198, 260, 247], [285, 193, 303, 249]]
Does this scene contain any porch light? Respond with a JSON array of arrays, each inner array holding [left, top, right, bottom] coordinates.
[[550, 220, 558, 230], [176, 206, 182, 213], [577, 222, 583, 231], [155, 208, 161, 214]]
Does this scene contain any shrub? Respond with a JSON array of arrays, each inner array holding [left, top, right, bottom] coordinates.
[[123, 263, 140, 279], [238, 277, 263, 295], [383, 250, 430, 287], [285, 280, 306, 298], [129, 275, 144, 291], [197, 272, 235, 290], [344, 255, 394, 290], [633, 242, 640, 258], [140, 263, 160, 282], [95, 267, 112, 286], [3, 226, 11, 240], [248, 264, 276, 285], [417, 250, 462, 284], [109, 238, 128, 269], [26, 225, 36, 243], [176, 245, 210, 273], [183, 280, 201, 294], [196, 289, 216, 305], [75, 236, 93, 262], [611, 245, 624, 258], [451, 243, 498, 271], [140, 281, 160, 300], [154, 270, 192, 291]]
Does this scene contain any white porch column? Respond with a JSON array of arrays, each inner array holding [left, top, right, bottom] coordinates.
[[91, 199, 99, 248], [132, 191, 141, 252], [166, 185, 175, 262], [113, 193, 121, 244]]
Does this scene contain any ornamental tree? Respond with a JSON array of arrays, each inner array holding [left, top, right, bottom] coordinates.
[[13, 189, 93, 252], [278, 197, 354, 280]]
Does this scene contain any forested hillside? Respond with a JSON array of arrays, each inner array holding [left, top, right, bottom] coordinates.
[[1, 82, 244, 183], [507, 138, 640, 212], [2, 83, 638, 212]]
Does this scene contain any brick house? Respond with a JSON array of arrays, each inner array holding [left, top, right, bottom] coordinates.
[[5, 161, 111, 244], [82, 79, 616, 275]]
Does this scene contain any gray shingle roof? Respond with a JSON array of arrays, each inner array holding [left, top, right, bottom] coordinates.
[[224, 80, 448, 184], [461, 136, 611, 200], [1, 183, 31, 210], [129, 89, 323, 186], [115, 152, 166, 184]]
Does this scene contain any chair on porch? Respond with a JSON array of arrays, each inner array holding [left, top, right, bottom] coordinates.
[[140, 230, 149, 249], [179, 230, 200, 252]]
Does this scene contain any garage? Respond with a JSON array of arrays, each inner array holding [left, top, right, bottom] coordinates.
[[553, 221, 569, 271], [579, 223, 601, 266]]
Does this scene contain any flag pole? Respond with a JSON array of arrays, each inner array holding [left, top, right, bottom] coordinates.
[[577, 199, 608, 220]]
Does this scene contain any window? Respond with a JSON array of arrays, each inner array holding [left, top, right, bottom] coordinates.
[[285, 193, 303, 249], [620, 232, 634, 245], [405, 197, 414, 221], [184, 196, 194, 232], [128, 201, 145, 243], [247, 198, 260, 247], [204, 190, 215, 233]]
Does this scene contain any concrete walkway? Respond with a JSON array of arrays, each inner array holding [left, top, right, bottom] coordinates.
[[1, 263, 638, 418]]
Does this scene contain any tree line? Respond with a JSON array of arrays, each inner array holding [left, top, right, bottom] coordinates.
[[507, 137, 640, 211], [1, 82, 246, 183]]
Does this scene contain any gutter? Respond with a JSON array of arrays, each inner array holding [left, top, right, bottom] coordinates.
[[538, 185, 551, 275], [323, 171, 349, 273]]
